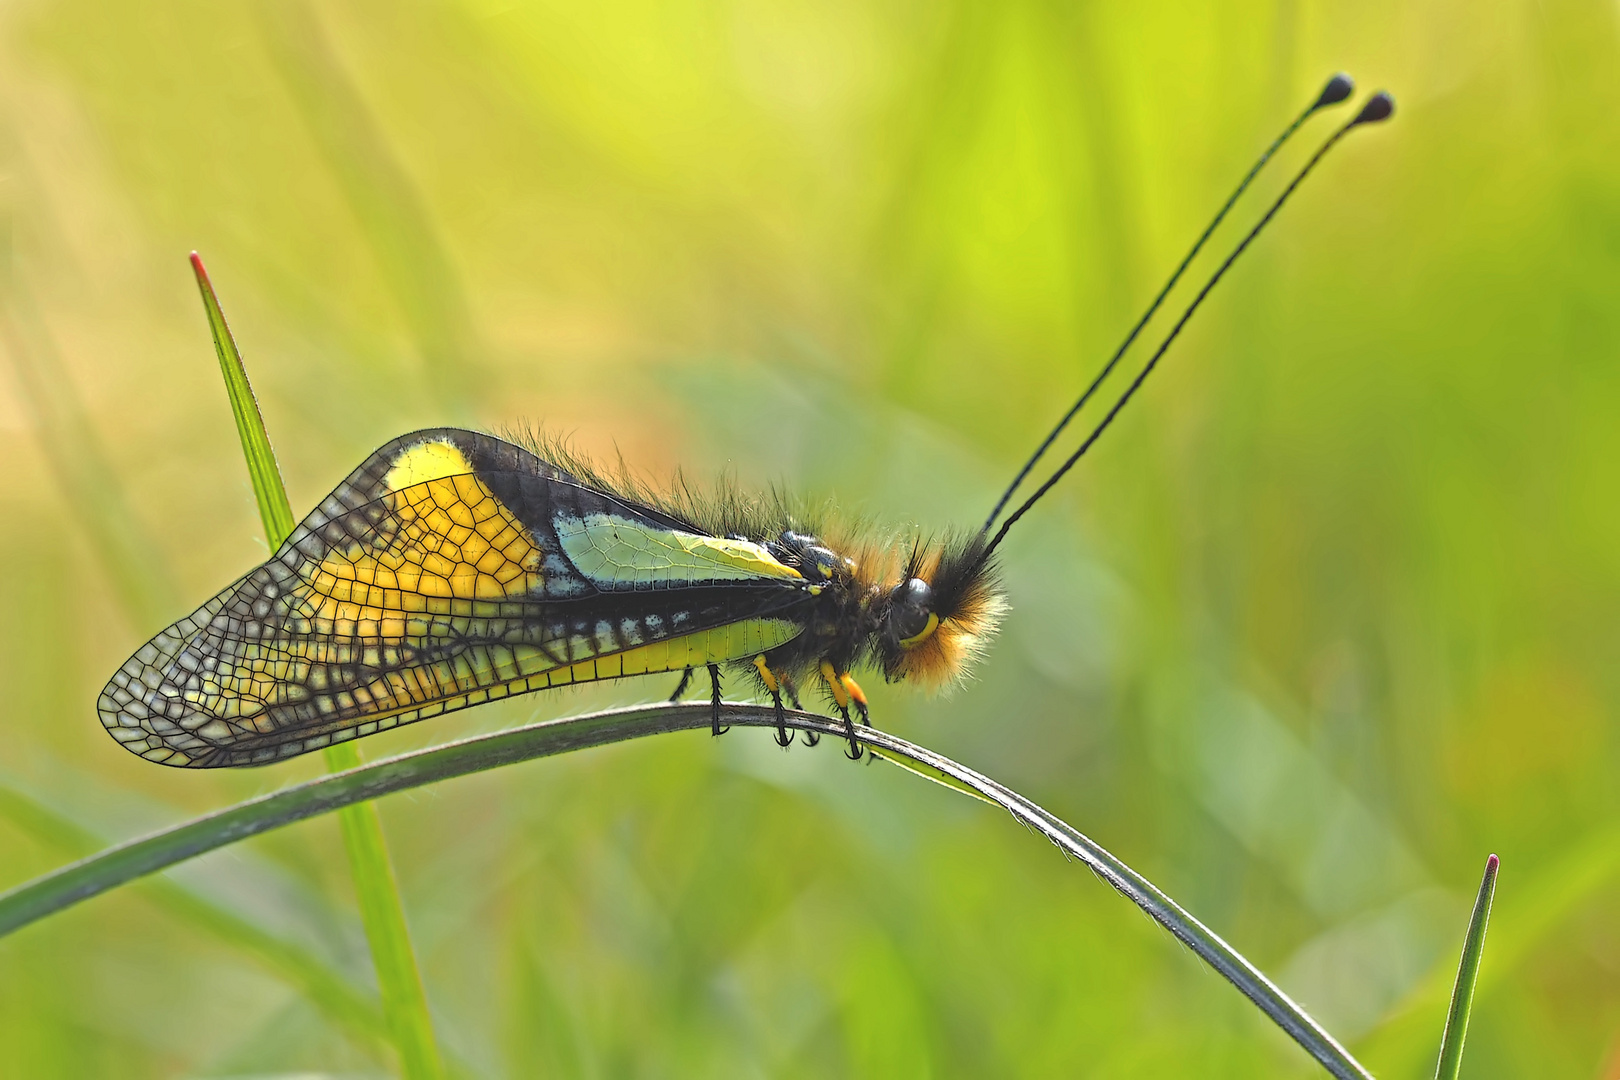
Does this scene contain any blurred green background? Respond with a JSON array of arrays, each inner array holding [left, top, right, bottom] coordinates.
[[1, 1, 1616, 1076]]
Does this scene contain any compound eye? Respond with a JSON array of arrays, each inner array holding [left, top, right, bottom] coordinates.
[[890, 578, 938, 647]]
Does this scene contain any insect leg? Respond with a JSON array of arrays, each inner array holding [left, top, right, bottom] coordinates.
[[840, 673, 870, 727], [753, 656, 792, 748], [837, 707, 861, 760], [837, 673, 873, 762], [776, 674, 817, 746], [707, 663, 727, 736], [670, 666, 694, 702], [820, 660, 862, 761], [782, 676, 818, 746]]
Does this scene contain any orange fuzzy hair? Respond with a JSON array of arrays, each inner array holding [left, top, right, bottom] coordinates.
[[884, 535, 1008, 692]]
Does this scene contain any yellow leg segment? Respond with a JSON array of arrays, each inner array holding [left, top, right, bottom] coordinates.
[[756, 655, 792, 747], [753, 655, 779, 693], [820, 660, 863, 760], [820, 660, 849, 708], [840, 673, 867, 716]]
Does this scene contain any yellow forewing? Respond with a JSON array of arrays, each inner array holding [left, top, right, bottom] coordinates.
[[311, 469, 544, 609], [99, 428, 813, 768]]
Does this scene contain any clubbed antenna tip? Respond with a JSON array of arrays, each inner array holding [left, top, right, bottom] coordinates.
[[1315, 73, 1354, 109], [979, 74, 1397, 560], [1353, 91, 1396, 126], [977, 71, 1361, 536]]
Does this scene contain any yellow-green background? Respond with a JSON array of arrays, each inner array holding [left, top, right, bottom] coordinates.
[[1, 1, 1615, 1076]]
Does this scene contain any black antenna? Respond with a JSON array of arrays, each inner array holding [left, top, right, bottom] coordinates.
[[982, 91, 1395, 559], [982, 73, 1356, 533]]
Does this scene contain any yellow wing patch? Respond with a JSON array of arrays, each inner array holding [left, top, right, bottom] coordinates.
[[384, 437, 473, 490], [196, 466, 546, 724], [310, 469, 544, 615]]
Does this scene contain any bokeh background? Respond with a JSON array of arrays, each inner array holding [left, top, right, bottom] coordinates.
[[1, 1, 1616, 1076]]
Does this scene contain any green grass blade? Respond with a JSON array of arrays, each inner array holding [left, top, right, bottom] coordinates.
[[1433, 854, 1499, 1080], [1359, 833, 1618, 1074], [190, 254, 444, 1080], [0, 783, 390, 1055], [1, 240, 417, 1061], [190, 252, 296, 547], [0, 702, 1377, 1080], [867, 746, 996, 805], [332, 782, 443, 1077]]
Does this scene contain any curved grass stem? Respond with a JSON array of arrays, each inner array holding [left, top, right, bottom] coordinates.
[[0, 703, 1374, 1080]]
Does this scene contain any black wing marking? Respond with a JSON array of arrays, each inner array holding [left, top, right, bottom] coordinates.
[[99, 429, 810, 767]]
